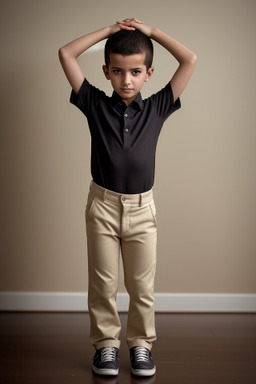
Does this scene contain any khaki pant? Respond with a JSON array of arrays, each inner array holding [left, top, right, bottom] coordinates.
[[86, 181, 157, 351]]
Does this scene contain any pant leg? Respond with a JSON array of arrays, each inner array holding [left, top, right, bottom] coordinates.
[[121, 199, 157, 351], [86, 192, 122, 350]]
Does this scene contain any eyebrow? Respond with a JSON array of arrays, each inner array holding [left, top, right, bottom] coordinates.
[[111, 66, 143, 70]]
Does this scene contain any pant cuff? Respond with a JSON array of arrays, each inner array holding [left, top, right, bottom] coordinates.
[[127, 339, 154, 351], [94, 339, 121, 350]]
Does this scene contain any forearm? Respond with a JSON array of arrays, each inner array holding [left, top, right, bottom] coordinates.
[[59, 25, 117, 59], [150, 28, 196, 65], [117, 18, 196, 65], [58, 24, 120, 93]]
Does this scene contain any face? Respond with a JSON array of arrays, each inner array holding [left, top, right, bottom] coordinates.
[[103, 53, 154, 105]]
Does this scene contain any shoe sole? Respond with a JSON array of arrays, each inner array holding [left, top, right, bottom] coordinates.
[[93, 365, 119, 376], [131, 366, 156, 377]]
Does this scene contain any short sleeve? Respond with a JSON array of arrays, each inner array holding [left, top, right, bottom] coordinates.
[[70, 78, 106, 117], [149, 82, 181, 122]]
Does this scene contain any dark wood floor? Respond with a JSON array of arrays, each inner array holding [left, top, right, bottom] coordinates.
[[0, 312, 256, 384]]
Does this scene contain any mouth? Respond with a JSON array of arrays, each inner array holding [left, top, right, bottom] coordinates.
[[121, 88, 133, 92]]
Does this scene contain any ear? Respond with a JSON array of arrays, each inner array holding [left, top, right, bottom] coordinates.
[[102, 65, 110, 80], [144, 66, 154, 82]]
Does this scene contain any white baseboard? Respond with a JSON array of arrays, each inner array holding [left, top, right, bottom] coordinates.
[[0, 292, 256, 312], [0, 292, 256, 313]]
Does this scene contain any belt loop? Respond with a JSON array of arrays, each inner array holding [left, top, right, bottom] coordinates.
[[103, 189, 107, 201], [139, 194, 143, 207]]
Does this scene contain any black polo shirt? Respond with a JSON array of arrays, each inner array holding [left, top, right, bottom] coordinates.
[[70, 78, 181, 194]]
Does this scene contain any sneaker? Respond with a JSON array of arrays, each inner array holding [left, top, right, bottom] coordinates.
[[93, 347, 119, 376], [130, 346, 156, 376]]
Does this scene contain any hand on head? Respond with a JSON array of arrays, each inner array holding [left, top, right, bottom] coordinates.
[[116, 18, 144, 31], [116, 18, 153, 37]]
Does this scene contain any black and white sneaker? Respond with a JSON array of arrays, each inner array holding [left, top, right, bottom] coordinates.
[[130, 346, 156, 376], [93, 347, 119, 376]]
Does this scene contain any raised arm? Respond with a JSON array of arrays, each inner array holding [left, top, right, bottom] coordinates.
[[117, 18, 197, 102], [151, 29, 197, 102], [58, 26, 116, 94]]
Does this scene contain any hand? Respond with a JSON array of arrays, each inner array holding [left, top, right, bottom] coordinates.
[[116, 18, 153, 37], [116, 17, 144, 31], [108, 19, 141, 35]]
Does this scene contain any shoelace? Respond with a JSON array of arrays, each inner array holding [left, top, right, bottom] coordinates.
[[134, 347, 149, 362], [101, 347, 116, 362]]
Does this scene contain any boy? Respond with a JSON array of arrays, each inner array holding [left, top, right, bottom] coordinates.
[[59, 17, 196, 377]]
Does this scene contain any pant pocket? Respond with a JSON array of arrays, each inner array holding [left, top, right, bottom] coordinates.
[[149, 201, 157, 225], [86, 194, 96, 220]]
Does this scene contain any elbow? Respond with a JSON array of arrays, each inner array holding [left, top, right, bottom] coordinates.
[[191, 53, 197, 66], [58, 46, 66, 61], [181, 52, 197, 69], [184, 52, 197, 72], [58, 46, 72, 63]]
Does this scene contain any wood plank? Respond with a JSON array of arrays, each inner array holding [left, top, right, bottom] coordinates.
[[0, 313, 256, 384]]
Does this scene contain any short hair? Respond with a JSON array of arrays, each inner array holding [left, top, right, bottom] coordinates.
[[104, 29, 154, 70]]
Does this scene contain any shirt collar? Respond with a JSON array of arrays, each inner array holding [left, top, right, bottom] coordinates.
[[110, 91, 144, 111]]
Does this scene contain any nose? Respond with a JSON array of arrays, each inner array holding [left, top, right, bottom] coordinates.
[[122, 72, 131, 86]]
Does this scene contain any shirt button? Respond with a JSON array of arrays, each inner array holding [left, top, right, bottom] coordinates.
[[124, 114, 128, 118], [125, 128, 129, 133], [122, 197, 126, 201]]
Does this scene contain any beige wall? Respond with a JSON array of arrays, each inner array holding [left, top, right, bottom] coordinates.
[[1, 0, 256, 294]]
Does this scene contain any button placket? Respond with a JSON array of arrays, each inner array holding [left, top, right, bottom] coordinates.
[[123, 112, 130, 149]]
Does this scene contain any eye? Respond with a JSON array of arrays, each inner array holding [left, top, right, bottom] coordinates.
[[113, 69, 121, 74], [132, 70, 141, 76]]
